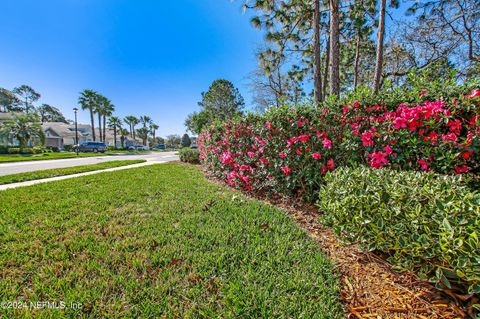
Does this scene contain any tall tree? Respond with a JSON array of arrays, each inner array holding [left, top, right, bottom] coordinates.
[[373, 0, 387, 92], [108, 116, 122, 149], [181, 133, 191, 148], [0, 88, 20, 112], [186, 79, 244, 134], [78, 90, 98, 141], [150, 123, 159, 146], [13, 85, 40, 113], [100, 97, 115, 143], [124, 116, 137, 138], [37, 104, 68, 123], [329, 0, 340, 95], [119, 128, 129, 148], [136, 127, 149, 146], [94, 98, 104, 143], [313, 0, 323, 105]]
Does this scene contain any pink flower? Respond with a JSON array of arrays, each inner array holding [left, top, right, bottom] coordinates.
[[442, 133, 458, 142], [312, 153, 321, 160], [466, 89, 480, 99], [368, 151, 389, 168], [321, 165, 328, 175], [353, 100, 360, 108], [342, 105, 349, 114], [281, 166, 291, 176], [322, 138, 332, 149], [297, 120, 304, 127], [247, 151, 255, 158], [383, 145, 393, 155], [418, 159, 428, 171], [265, 121, 272, 130], [260, 158, 269, 165], [419, 89, 427, 96], [279, 152, 286, 159]]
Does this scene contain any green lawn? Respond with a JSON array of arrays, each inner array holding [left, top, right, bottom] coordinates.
[[0, 160, 146, 185], [0, 152, 109, 163], [0, 163, 341, 318]]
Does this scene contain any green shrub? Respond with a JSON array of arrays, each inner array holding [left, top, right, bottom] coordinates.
[[7, 148, 21, 154], [179, 148, 200, 164], [46, 146, 60, 152], [0, 146, 8, 154], [317, 166, 480, 294], [63, 145, 73, 152]]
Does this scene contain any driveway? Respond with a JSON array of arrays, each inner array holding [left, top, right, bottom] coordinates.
[[0, 151, 179, 176]]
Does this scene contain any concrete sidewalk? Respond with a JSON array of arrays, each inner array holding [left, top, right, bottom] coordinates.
[[0, 161, 162, 191]]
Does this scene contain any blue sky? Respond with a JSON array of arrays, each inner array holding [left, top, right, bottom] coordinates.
[[0, 0, 262, 137]]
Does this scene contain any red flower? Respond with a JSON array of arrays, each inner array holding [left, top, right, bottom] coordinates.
[[361, 131, 374, 147], [279, 152, 286, 159], [297, 120, 304, 127], [321, 165, 328, 175], [247, 151, 255, 158], [260, 158, 269, 165], [342, 105, 349, 114], [419, 89, 427, 96], [265, 121, 272, 130], [299, 135, 310, 142], [455, 165, 468, 174], [312, 152, 321, 160], [281, 166, 291, 176], [327, 158, 335, 170], [418, 159, 428, 171]]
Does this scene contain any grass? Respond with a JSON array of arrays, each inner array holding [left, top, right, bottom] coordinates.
[[0, 163, 341, 318], [0, 160, 146, 185], [0, 152, 109, 163]]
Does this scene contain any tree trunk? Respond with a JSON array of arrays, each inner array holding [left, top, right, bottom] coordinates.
[[323, 35, 330, 100], [90, 109, 96, 141], [133, 126, 136, 140], [329, 0, 340, 96], [103, 115, 107, 143], [353, 29, 361, 89], [97, 113, 103, 143], [373, 0, 386, 93], [313, 0, 323, 106], [113, 127, 117, 149]]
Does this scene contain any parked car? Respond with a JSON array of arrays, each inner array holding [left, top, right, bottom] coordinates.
[[76, 142, 108, 153], [154, 144, 166, 150], [127, 145, 150, 151], [190, 144, 198, 149]]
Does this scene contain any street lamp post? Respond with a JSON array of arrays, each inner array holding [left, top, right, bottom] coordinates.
[[73, 107, 79, 155]]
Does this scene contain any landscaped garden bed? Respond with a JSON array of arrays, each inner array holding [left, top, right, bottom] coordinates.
[[197, 82, 480, 316]]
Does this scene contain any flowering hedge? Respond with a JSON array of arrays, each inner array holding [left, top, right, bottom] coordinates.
[[198, 89, 480, 200]]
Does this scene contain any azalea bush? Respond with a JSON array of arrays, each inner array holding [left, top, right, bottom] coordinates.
[[199, 85, 480, 200], [318, 166, 480, 296]]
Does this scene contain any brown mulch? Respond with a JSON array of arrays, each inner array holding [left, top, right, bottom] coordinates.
[[196, 165, 469, 319]]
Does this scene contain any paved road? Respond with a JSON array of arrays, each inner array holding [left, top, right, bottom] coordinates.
[[0, 151, 179, 176]]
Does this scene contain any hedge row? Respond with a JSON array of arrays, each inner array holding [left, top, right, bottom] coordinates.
[[318, 166, 480, 295], [198, 87, 480, 200]]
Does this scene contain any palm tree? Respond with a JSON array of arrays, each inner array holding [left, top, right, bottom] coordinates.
[[102, 98, 115, 143], [119, 128, 129, 148], [0, 114, 45, 148], [131, 117, 140, 140], [124, 116, 136, 138], [140, 116, 152, 129], [108, 116, 122, 149], [136, 127, 149, 146], [78, 90, 98, 141], [150, 123, 159, 146], [94, 96, 105, 143]]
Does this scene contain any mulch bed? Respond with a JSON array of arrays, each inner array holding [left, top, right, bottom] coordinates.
[[196, 164, 469, 318]]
